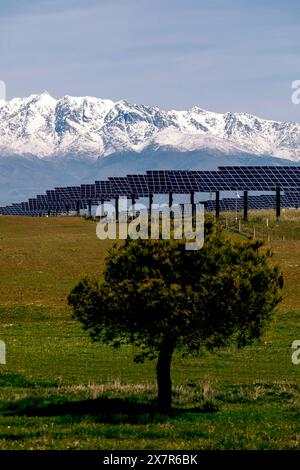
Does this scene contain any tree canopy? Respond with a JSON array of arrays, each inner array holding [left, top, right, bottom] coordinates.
[[68, 222, 283, 412]]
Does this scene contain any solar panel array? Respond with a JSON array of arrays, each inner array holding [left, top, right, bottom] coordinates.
[[204, 192, 300, 212], [1, 166, 299, 216], [218, 166, 300, 190], [147, 167, 300, 193]]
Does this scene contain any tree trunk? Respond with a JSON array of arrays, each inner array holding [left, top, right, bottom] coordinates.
[[156, 340, 174, 413]]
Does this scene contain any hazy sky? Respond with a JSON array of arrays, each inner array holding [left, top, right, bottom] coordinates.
[[1, 0, 300, 121]]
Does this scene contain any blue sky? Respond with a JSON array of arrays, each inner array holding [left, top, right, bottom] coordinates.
[[0, 0, 300, 121]]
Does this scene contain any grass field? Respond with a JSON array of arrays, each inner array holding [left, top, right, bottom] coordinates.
[[0, 212, 299, 449]]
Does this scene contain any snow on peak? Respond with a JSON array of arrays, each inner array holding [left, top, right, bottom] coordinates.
[[0, 93, 299, 161]]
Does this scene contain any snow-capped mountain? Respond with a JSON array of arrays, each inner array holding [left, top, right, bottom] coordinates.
[[1, 92, 299, 206], [0, 92, 300, 161]]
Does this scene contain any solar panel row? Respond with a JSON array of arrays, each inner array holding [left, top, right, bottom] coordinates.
[[1, 166, 299, 216], [204, 193, 300, 211]]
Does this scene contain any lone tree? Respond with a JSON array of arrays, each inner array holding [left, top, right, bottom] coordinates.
[[68, 222, 282, 413]]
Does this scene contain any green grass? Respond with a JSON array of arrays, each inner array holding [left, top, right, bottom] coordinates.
[[0, 213, 299, 449], [0, 382, 299, 449], [0, 216, 114, 305], [220, 208, 300, 241]]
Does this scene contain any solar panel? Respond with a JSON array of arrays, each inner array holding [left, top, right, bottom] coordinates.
[[151, 170, 232, 192], [179, 170, 231, 191], [218, 166, 300, 190], [26, 193, 86, 212], [147, 170, 172, 194], [166, 170, 195, 193], [80, 184, 97, 200], [108, 176, 131, 197], [64, 187, 81, 199], [95, 180, 113, 199], [127, 174, 149, 197], [51, 186, 81, 200]]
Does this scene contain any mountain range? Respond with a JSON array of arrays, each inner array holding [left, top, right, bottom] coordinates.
[[0, 92, 299, 205]]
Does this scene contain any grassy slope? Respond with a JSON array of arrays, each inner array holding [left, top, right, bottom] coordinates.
[[0, 213, 299, 449]]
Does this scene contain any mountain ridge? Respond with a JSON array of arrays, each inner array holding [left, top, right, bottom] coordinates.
[[0, 92, 300, 161]]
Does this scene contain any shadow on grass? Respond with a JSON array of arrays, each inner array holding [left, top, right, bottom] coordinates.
[[0, 372, 59, 388], [0, 396, 218, 424], [0, 372, 37, 388]]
